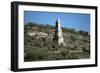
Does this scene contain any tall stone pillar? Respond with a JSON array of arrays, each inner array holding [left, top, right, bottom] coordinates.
[[53, 19, 65, 46]]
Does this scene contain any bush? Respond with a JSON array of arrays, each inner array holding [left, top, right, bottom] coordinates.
[[24, 48, 40, 61], [82, 47, 90, 53], [65, 53, 80, 59], [60, 49, 69, 57], [78, 30, 89, 36], [70, 35, 76, 42]]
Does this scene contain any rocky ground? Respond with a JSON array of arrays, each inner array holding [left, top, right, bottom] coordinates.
[[24, 23, 90, 62]]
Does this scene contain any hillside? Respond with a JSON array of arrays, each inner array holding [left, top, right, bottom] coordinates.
[[24, 22, 90, 62]]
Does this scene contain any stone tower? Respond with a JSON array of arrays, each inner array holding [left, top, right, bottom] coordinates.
[[53, 19, 65, 46]]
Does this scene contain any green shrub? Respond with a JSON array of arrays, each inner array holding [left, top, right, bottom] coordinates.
[[65, 53, 80, 59], [60, 49, 69, 57], [82, 47, 90, 53]]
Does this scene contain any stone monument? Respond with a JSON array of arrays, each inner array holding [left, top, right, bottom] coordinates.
[[53, 19, 65, 46]]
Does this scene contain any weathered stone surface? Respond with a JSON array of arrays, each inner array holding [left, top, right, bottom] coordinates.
[[53, 19, 65, 46]]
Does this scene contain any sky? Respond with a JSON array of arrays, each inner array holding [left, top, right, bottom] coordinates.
[[24, 11, 90, 33]]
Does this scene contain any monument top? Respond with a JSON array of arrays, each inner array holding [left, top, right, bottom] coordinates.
[[56, 18, 60, 24]]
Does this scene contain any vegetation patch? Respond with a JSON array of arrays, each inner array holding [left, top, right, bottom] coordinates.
[[24, 23, 90, 61]]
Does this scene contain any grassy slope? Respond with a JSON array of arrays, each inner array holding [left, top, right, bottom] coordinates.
[[24, 23, 90, 62]]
